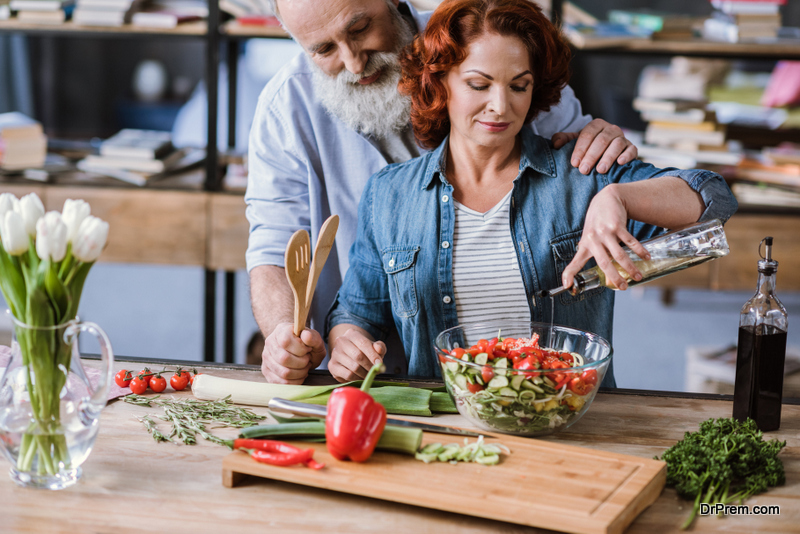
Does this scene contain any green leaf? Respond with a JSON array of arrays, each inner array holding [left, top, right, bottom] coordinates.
[[43, 259, 70, 324], [0, 246, 26, 318]]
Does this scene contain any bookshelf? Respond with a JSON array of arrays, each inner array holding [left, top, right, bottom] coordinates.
[[0, 3, 290, 364], [555, 4, 800, 296]]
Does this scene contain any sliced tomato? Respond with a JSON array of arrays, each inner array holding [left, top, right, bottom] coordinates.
[[581, 369, 599, 386], [568, 377, 591, 396], [467, 382, 485, 394], [559, 352, 574, 364], [481, 365, 494, 384], [451, 348, 466, 359]]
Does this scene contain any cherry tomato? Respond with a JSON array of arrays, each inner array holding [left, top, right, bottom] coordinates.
[[476, 339, 489, 352], [568, 377, 591, 396], [450, 348, 466, 359], [137, 368, 152, 387], [559, 352, 574, 364], [189, 373, 201, 386], [513, 356, 540, 378], [581, 369, 599, 386], [130, 376, 148, 395], [467, 382, 485, 394], [114, 370, 132, 388], [170, 373, 189, 391], [481, 365, 494, 384], [150, 375, 167, 393]]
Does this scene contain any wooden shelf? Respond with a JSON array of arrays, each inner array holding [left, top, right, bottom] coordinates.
[[0, 19, 208, 37], [221, 20, 289, 39], [569, 36, 800, 59]]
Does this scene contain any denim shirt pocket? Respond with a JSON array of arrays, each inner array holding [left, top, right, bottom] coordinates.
[[381, 246, 420, 318], [550, 230, 604, 306]]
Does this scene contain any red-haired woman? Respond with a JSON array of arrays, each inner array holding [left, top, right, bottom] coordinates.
[[325, 0, 737, 384]]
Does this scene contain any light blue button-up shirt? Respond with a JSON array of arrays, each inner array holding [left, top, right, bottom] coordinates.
[[245, 2, 592, 355], [327, 128, 738, 381]]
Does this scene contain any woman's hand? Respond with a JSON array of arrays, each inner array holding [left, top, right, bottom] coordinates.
[[561, 185, 651, 291], [552, 119, 638, 175], [328, 325, 386, 383]]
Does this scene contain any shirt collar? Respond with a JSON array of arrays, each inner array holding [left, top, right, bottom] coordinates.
[[422, 127, 557, 190]]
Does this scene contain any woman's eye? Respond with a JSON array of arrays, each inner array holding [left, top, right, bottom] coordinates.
[[467, 83, 488, 91], [511, 85, 529, 93]]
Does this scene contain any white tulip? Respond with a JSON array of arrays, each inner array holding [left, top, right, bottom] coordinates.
[[72, 216, 109, 262], [0, 211, 29, 255], [0, 193, 20, 219], [35, 212, 68, 262], [18, 193, 45, 237], [61, 199, 91, 243]]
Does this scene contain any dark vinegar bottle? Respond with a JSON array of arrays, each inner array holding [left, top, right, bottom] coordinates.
[[733, 237, 788, 431]]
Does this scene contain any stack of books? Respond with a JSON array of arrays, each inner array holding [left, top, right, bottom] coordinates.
[[130, 0, 205, 28], [730, 143, 800, 208], [77, 128, 204, 186], [703, 0, 785, 43], [9, 0, 74, 24], [0, 112, 47, 171], [73, 0, 146, 26], [608, 9, 703, 41], [633, 98, 742, 169]]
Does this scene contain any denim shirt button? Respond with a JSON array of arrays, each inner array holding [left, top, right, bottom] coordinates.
[[441, 195, 449, 203], [388, 258, 395, 267], [443, 296, 452, 304], [442, 241, 450, 249]]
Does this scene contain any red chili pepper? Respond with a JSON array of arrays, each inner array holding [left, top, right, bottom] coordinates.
[[325, 363, 387, 463], [250, 448, 313, 466], [233, 439, 321, 468]]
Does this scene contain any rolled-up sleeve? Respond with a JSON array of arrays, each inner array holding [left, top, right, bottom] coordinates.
[[326, 174, 394, 343], [657, 168, 739, 224], [244, 87, 311, 272]]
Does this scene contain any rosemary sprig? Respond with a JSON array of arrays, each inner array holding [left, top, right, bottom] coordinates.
[[124, 394, 266, 445]]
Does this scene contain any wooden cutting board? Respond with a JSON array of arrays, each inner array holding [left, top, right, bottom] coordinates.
[[222, 432, 665, 534]]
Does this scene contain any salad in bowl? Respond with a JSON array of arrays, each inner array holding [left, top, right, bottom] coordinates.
[[434, 321, 612, 436]]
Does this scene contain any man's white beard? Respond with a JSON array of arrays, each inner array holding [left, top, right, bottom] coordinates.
[[313, 55, 411, 140], [311, 7, 414, 139]]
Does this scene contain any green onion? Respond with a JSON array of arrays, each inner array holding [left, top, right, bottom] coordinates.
[[239, 421, 423, 456]]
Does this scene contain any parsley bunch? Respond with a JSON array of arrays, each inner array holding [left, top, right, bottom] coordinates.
[[656, 417, 786, 529]]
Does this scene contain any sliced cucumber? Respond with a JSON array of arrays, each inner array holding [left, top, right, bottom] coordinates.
[[498, 387, 517, 399], [461, 353, 472, 362], [455, 373, 468, 391], [510, 374, 526, 391], [494, 358, 509, 369], [486, 376, 509, 389], [521, 380, 545, 394], [474, 352, 489, 365], [445, 361, 460, 373]]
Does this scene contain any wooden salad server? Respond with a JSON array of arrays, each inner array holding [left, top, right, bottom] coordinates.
[[284, 229, 311, 337], [284, 215, 339, 337]]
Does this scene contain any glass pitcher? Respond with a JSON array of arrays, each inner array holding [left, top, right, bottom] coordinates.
[[0, 313, 114, 490]]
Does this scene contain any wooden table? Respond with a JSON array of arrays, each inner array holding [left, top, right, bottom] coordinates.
[[1, 360, 798, 534]]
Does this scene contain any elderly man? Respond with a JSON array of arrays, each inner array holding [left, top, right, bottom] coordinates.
[[247, 0, 638, 384]]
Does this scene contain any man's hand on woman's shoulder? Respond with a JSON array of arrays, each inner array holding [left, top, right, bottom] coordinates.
[[551, 118, 638, 175]]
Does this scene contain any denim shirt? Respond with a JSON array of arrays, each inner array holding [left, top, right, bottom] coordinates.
[[327, 128, 738, 383]]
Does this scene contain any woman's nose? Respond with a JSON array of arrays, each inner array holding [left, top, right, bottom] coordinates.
[[488, 88, 508, 115]]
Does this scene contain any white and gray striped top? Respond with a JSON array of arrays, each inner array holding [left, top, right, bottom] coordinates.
[[452, 190, 532, 326]]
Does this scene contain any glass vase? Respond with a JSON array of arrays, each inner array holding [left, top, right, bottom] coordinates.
[[0, 314, 114, 490]]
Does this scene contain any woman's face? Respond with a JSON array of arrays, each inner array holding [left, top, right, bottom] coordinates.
[[444, 32, 533, 150]]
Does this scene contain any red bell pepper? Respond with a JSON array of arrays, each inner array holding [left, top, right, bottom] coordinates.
[[232, 438, 324, 469], [325, 362, 387, 463]]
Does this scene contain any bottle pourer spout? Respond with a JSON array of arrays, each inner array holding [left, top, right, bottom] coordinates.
[[764, 236, 773, 262]]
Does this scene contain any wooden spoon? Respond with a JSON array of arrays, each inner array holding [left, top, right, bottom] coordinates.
[[306, 215, 340, 310], [284, 229, 311, 337]]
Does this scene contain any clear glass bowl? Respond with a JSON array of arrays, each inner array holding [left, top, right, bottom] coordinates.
[[434, 321, 612, 436]]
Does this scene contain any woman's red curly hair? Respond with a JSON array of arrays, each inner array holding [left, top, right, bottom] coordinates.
[[398, 0, 571, 149]]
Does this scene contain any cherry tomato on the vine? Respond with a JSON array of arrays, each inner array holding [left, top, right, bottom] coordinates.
[[170, 373, 189, 391], [115, 370, 132, 388], [137, 368, 153, 387], [130, 377, 148, 395], [150, 375, 167, 393]]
